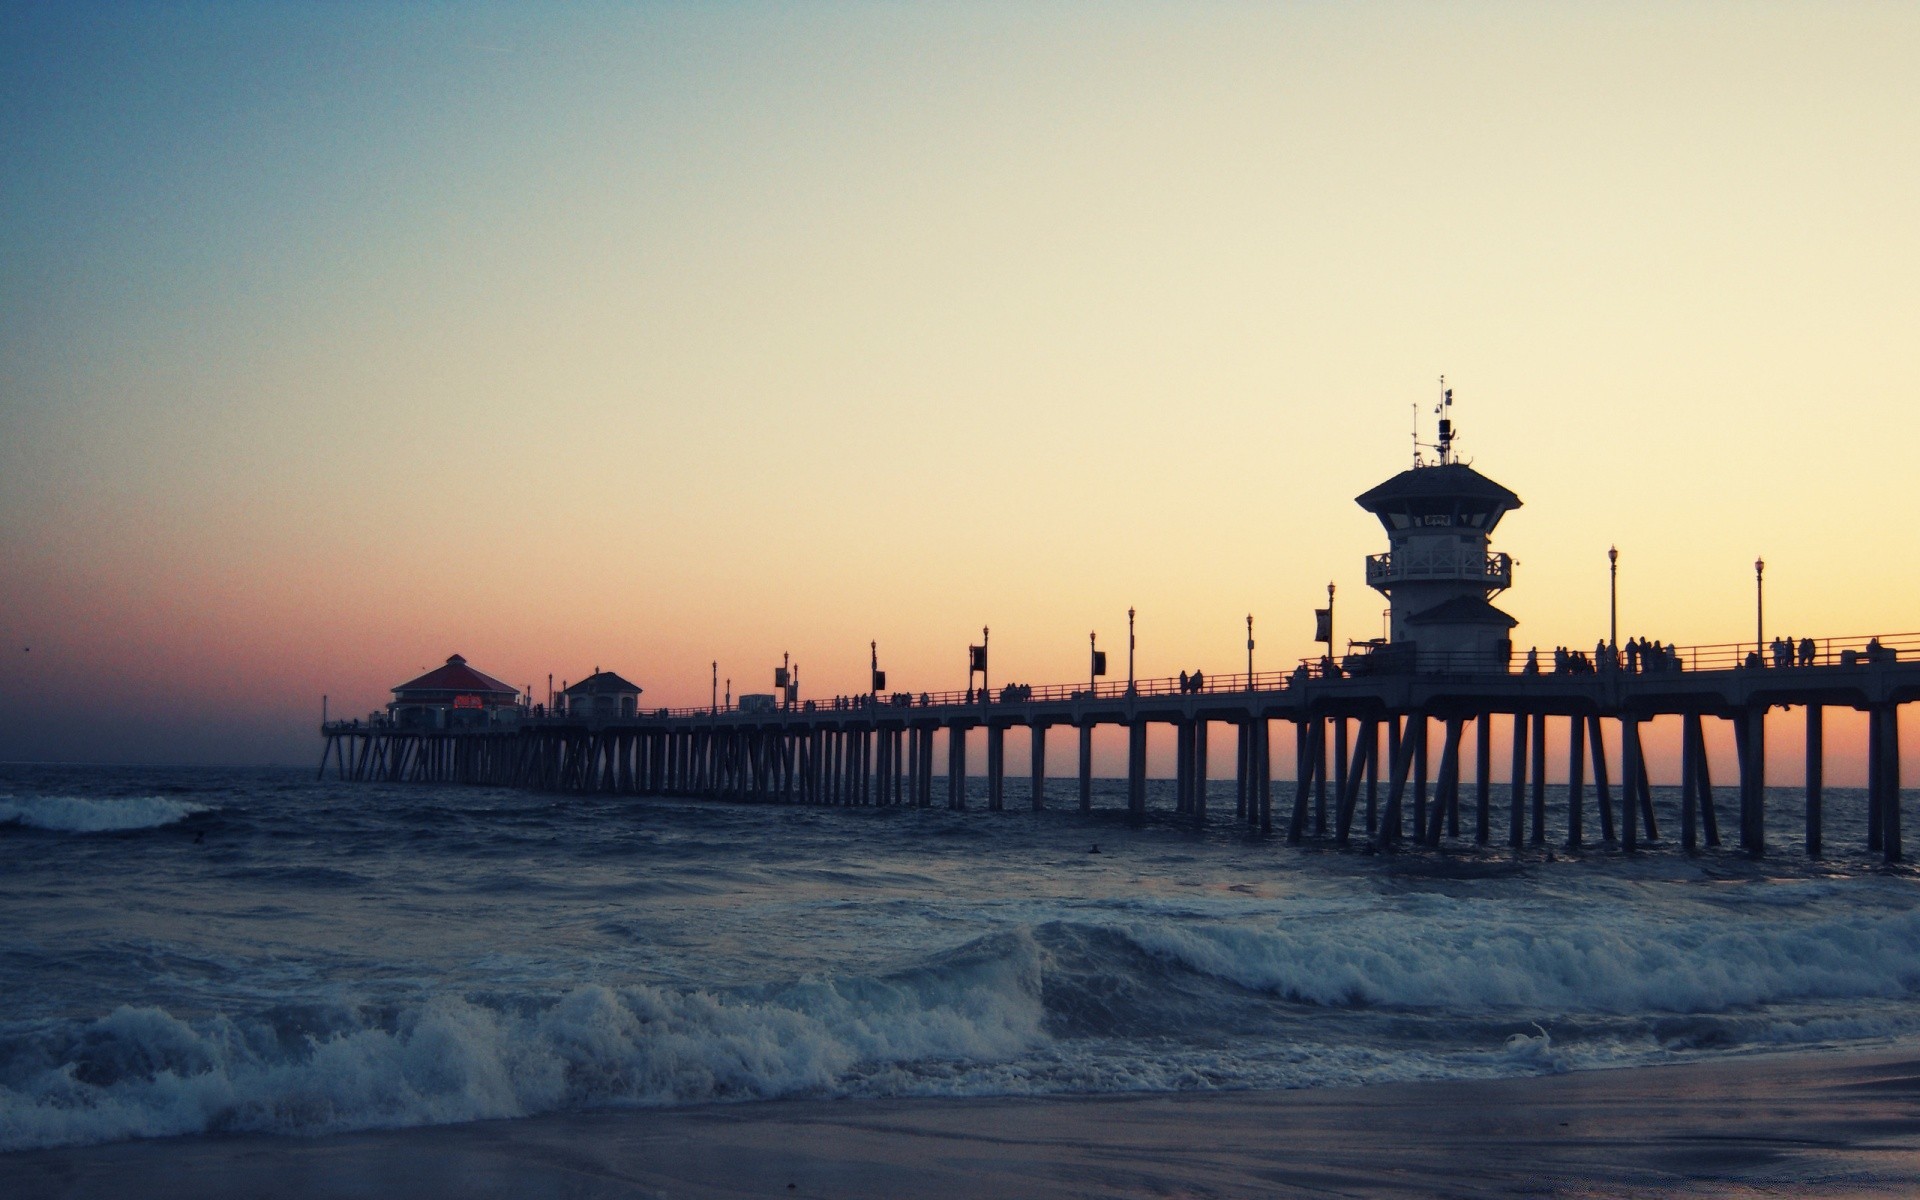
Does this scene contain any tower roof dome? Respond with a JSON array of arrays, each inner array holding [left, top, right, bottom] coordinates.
[[1355, 462, 1521, 514]]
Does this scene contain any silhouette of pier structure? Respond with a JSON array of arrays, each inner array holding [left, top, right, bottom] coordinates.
[[320, 399, 1913, 862]]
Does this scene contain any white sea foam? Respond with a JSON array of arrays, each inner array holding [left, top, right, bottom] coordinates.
[[9, 907, 1920, 1153], [0, 933, 1050, 1151], [1116, 898, 1920, 1015], [0, 794, 208, 833]]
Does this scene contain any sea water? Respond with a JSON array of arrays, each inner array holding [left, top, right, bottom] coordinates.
[[1, 764, 1916, 1151]]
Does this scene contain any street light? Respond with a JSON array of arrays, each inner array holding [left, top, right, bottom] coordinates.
[[1609, 545, 1619, 653], [1326, 582, 1336, 662], [1755, 557, 1766, 663], [1246, 613, 1254, 684], [1127, 607, 1136, 694], [711, 661, 717, 714]]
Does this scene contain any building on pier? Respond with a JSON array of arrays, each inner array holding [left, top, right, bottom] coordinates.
[[562, 669, 643, 720], [389, 654, 520, 730], [1355, 398, 1520, 674]]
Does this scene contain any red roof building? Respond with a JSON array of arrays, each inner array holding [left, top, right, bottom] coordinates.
[[389, 654, 521, 730]]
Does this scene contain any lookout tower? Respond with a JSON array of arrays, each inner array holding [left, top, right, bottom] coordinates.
[[1354, 387, 1521, 673]]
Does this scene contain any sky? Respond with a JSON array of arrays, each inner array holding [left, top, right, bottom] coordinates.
[[3, 2, 1918, 774]]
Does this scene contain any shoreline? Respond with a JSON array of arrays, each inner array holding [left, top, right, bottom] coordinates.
[[10, 1046, 1920, 1198]]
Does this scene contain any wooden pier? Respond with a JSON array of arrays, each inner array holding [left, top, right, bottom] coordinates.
[[320, 636, 1916, 863], [319, 436, 1914, 863]]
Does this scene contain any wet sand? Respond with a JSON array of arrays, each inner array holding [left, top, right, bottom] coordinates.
[[10, 1048, 1920, 1199]]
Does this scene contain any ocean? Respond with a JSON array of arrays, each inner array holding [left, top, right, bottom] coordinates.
[[2, 764, 1917, 1154]]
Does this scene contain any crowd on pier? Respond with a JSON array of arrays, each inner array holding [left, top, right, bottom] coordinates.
[[1523, 636, 1684, 676]]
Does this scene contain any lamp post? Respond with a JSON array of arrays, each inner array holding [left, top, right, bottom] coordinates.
[[1609, 545, 1619, 655], [1326, 582, 1336, 661], [1246, 613, 1254, 685], [1127, 607, 1136, 694], [1755, 557, 1766, 663], [1089, 630, 1097, 693], [711, 661, 717, 714]]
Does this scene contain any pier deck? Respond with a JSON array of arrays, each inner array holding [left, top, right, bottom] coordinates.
[[321, 634, 1916, 863]]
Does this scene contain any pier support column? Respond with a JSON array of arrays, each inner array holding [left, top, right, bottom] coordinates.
[[1735, 707, 1767, 857], [1885, 706, 1903, 864], [1255, 718, 1272, 834], [906, 728, 920, 807], [1804, 706, 1820, 856], [878, 728, 894, 806], [948, 726, 968, 811], [1696, 715, 1721, 847], [1175, 721, 1194, 815], [1288, 718, 1319, 844], [1424, 717, 1465, 846], [1681, 712, 1699, 853], [1412, 716, 1430, 836], [1318, 719, 1336, 838], [1192, 720, 1209, 826], [1474, 714, 1492, 845], [1622, 717, 1642, 853], [1127, 721, 1148, 818], [1634, 725, 1658, 843], [1508, 711, 1528, 848], [1235, 721, 1249, 820], [1379, 713, 1420, 849], [1030, 724, 1047, 811], [1869, 705, 1902, 863], [919, 728, 935, 807], [1589, 716, 1616, 843], [1530, 712, 1548, 845], [1566, 715, 1587, 851], [1366, 721, 1380, 835], [1335, 719, 1376, 845], [1078, 722, 1094, 813], [987, 724, 1006, 812]]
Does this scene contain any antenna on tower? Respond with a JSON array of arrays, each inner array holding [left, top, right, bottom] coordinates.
[[1411, 400, 1422, 467], [1435, 375, 1455, 465]]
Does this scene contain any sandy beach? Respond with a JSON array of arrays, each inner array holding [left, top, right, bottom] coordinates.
[[9, 1047, 1919, 1199]]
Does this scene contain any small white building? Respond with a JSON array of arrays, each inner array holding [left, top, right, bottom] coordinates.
[[562, 669, 643, 720]]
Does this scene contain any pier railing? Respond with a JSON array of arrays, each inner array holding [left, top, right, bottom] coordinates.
[[318, 632, 1918, 730], [1287, 631, 1916, 681]]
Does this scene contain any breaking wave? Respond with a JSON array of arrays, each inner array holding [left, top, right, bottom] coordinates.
[[6, 907, 1920, 1152], [0, 794, 208, 833]]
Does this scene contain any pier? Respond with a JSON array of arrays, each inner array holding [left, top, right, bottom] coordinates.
[[319, 637, 1916, 863], [319, 404, 1914, 862]]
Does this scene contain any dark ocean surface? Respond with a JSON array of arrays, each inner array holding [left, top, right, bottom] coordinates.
[[2, 764, 1916, 1151]]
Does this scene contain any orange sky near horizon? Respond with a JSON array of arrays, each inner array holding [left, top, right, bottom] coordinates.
[[3, 4, 1918, 777]]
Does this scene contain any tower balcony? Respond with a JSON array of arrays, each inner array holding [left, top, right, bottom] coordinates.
[[1367, 548, 1512, 592]]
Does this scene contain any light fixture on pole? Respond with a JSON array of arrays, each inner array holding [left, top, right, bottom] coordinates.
[[1127, 607, 1136, 694], [1326, 582, 1336, 660], [1755, 557, 1766, 663], [1246, 613, 1254, 684], [1609, 545, 1619, 654], [711, 661, 717, 714]]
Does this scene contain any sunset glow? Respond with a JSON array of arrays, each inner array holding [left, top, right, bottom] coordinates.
[[4, 4, 1918, 773]]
